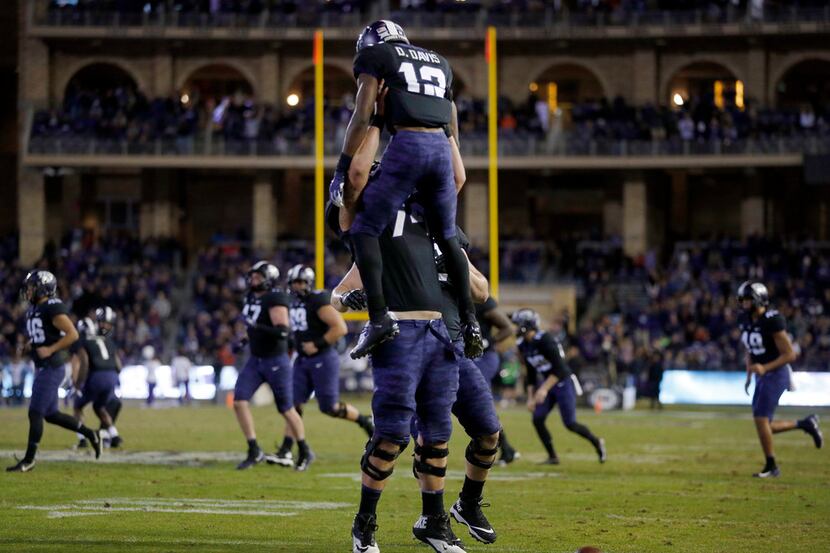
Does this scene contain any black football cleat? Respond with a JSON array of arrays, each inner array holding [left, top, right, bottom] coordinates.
[[6, 458, 35, 473], [753, 467, 781, 478], [352, 513, 380, 553], [413, 513, 466, 553], [541, 456, 560, 465], [497, 446, 520, 467], [265, 448, 294, 468], [236, 449, 265, 470], [462, 322, 484, 359], [358, 416, 375, 439], [90, 430, 103, 460], [295, 448, 315, 472], [596, 438, 607, 463], [110, 436, 123, 449], [803, 414, 823, 449], [75, 438, 89, 450], [350, 314, 400, 359], [450, 498, 497, 544]]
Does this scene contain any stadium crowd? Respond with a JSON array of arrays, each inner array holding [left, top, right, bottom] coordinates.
[[30, 83, 830, 152]]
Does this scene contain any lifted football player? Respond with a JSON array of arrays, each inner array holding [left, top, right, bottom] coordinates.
[[329, 19, 483, 361], [737, 281, 822, 478], [7, 271, 101, 472]]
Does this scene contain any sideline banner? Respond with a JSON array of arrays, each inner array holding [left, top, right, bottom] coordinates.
[[660, 370, 830, 407]]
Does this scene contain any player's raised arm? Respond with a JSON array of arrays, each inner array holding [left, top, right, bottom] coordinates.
[[332, 263, 366, 313], [465, 252, 489, 303], [39, 313, 79, 360]]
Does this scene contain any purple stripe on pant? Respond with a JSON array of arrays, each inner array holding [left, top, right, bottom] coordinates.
[[349, 131, 458, 240], [533, 376, 577, 428], [370, 319, 459, 445], [293, 348, 340, 413], [234, 354, 293, 413]]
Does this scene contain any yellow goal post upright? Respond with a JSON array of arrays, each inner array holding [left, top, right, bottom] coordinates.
[[486, 26, 499, 300]]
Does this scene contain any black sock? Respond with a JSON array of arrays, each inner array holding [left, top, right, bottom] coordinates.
[[107, 398, 122, 424], [460, 477, 485, 503], [421, 490, 444, 517], [298, 439, 309, 453], [357, 415, 371, 429], [247, 439, 259, 453], [796, 418, 810, 431], [25, 411, 44, 462], [764, 456, 777, 471], [533, 417, 556, 458], [435, 236, 475, 323], [567, 422, 600, 449], [351, 233, 387, 322], [359, 485, 382, 516], [44, 412, 84, 433], [280, 437, 294, 452], [499, 431, 513, 454]]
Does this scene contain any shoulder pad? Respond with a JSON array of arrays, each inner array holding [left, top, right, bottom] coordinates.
[[765, 310, 780, 318], [47, 298, 63, 305]]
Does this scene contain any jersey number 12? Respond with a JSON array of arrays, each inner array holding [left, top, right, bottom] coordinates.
[[398, 62, 447, 98]]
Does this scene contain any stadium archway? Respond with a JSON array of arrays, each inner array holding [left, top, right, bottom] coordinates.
[[529, 62, 608, 107], [61, 61, 142, 100], [180, 63, 256, 106], [283, 64, 355, 110], [663, 61, 742, 109], [774, 58, 830, 111]]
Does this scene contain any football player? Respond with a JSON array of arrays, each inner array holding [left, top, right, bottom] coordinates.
[[7, 271, 101, 472], [512, 309, 606, 465], [474, 297, 521, 465], [329, 19, 483, 361], [737, 281, 822, 478], [72, 306, 123, 449], [269, 264, 373, 470], [232, 261, 308, 471]]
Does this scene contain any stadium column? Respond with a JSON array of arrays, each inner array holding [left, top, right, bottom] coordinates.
[[17, 168, 46, 265], [140, 170, 176, 239], [745, 49, 767, 105], [622, 175, 648, 258], [741, 196, 764, 238], [252, 172, 276, 251], [463, 181, 488, 246], [631, 50, 657, 105], [259, 52, 279, 105], [152, 54, 173, 97]]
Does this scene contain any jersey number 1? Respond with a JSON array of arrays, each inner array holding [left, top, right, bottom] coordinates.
[[399, 62, 446, 98]]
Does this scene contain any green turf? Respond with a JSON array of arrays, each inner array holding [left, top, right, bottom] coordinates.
[[0, 400, 827, 553]]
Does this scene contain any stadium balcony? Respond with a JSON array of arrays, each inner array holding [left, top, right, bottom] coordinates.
[[24, 130, 830, 170], [27, 2, 830, 41]]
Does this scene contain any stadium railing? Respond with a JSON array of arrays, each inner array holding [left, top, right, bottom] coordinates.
[[26, 133, 830, 160], [28, 4, 830, 39]]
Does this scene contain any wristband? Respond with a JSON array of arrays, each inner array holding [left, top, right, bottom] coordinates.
[[370, 113, 385, 130], [336, 153, 353, 174], [313, 336, 329, 350]]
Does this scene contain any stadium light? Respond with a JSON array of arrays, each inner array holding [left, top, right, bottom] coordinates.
[[673, 93, 684, 107], [180, 93, 190, 104], [286, 93, 300, 107]]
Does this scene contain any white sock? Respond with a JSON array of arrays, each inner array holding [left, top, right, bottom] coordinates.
[[77, 432, 85, 441], [99, 428, 110, 440], [107, 426, 119, 438]]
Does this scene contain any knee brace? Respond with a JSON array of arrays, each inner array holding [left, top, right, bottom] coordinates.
[[413, 443, 450, 478], [465, 435, 500, 470], [361, 438, 405, 481]]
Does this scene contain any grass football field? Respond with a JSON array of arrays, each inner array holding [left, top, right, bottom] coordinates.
[[0, 400, 827, 553]]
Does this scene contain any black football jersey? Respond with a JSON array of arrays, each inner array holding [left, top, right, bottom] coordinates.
[[739, 309, 787, 365], [517, 331, 571, 382], [353, 42, 453, 130], [79, 336, 119, 373], [26, 298, 71, 368], [290, 290, 333, 356], [244, 290, 291, 357], [378, 205, 443, 313], [475, 297, 499, 351]]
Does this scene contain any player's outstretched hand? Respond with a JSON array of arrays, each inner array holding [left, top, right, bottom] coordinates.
[[342, 289, 368, 311], [744, 373, 752, 396]]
